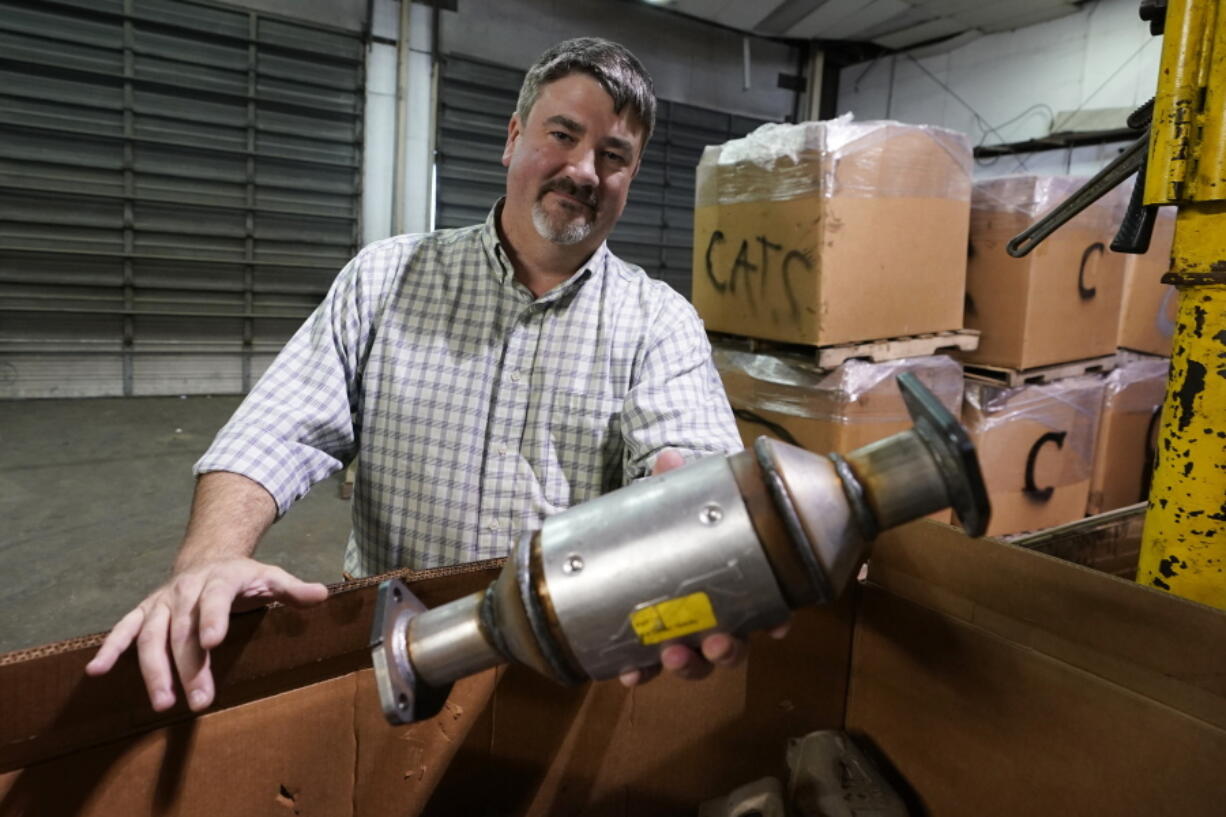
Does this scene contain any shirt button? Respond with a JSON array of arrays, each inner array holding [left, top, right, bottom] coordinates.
[[510, 372, 521, 383], [498, 444, 508, 456], [488, 520, 500, 532]]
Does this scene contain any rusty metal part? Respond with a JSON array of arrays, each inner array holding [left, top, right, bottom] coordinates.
[[758, 441, 840, 604], [516, 531, 586, 685], [1144, 0, 1222, 205], [727, 449, 821, 607], [787, 731, 908, 817], [845, 432, 946, 532], [529, 533, 586, 684], [1136, 0, 1226, 610], [490, 534, 578, 683], [828, 452, 880, 541], [1138, 279, 1226, 610], [1161, 271, 1226, 285]]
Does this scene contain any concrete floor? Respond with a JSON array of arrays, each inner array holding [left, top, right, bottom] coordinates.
[[0, 395, 352, 654]]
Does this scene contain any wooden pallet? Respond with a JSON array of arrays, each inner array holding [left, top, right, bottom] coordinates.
[[710, 329, 981, 369], [963, 353, 1118, 388]]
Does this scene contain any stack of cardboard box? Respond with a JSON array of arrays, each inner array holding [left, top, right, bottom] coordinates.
[[692, 116, 975, 479], [1084, 202, 1176, 517], [1117, 201, 1177, 358], [1087, 353, 1169, 516], [960, 175, 1175, 534]]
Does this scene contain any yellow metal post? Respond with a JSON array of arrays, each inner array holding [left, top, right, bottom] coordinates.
[[1138, 0, 1226, 609]]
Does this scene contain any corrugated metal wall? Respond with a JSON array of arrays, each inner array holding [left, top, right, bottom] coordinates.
[[435, 54, 773, 298], [0, 0, 364, 398]]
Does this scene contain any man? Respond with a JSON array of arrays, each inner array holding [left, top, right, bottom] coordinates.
[[86, 38, 746, 712]]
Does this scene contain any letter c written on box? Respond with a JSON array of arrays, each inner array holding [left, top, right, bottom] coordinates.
[[1024, 430, 1067, 502], [1078, 242, 1103, 300]]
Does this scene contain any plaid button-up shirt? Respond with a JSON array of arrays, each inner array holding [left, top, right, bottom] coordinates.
[[195, 205, 741, 575]]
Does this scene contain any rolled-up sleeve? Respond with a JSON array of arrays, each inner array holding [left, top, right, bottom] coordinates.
[[194, 244, 386, 516], [620, 287, 743, 482]]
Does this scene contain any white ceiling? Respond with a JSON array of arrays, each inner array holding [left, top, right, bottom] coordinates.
[[656, 0, 1080, 51]]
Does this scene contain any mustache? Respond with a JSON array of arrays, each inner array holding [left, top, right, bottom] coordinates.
[[539, 177, 597, 212]]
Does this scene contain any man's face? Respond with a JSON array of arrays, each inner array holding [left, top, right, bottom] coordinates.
[[501, 73, 645, 249]]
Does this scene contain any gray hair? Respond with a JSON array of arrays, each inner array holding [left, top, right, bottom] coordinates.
[[516, 38, 656, 150]]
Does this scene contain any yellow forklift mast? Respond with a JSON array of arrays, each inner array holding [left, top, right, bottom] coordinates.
[[1009, 0, 1226, 609], [1135, 0, 1226, 609]]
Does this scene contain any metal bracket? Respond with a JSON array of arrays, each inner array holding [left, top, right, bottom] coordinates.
[[898, 372, 991, 537], [369, 578, 451, 725]]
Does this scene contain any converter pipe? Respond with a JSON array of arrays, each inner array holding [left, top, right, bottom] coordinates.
[[371, 373, 990, 724]]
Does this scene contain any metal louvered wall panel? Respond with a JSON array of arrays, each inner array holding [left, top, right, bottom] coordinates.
[[436, 54, 773, 298], [0, 0, 363, 398]]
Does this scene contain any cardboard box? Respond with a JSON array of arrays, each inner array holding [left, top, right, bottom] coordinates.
[[1118, 207, 1177, 356], [4, 523, 1225, 816], [713, 343, 963, 455], [962, 175, 1126, 370], [964, 374, 1106, 536], [715, 346, 962, 525], [1087, 354, 1169, 516], [715, 341, 961, 522], [691, 117, 971, 347], [0, 565, 501, 817]]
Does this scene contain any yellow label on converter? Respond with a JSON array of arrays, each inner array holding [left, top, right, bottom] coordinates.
[[629, 592, 718, 646]]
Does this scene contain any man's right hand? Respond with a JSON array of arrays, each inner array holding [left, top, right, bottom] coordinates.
[[84, 557, 328, 713]]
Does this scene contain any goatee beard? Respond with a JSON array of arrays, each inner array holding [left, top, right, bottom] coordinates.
[[532, 200, 593, 245], [532, 177, 597, 246]]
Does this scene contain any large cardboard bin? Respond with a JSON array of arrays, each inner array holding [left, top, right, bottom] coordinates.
[[1087, 354, 1169, 516], [1118, 206, 1177, 356], [964, 374, 1106, 536], [4, 523, 1225, 816], [691, 117, 971, 347], [962, 175, 1125, 370]]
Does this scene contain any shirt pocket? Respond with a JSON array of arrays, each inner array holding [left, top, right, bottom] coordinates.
[[542, 388, 624, 507]]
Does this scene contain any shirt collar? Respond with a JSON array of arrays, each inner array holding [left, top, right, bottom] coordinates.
[[480, 199, 606, 304]]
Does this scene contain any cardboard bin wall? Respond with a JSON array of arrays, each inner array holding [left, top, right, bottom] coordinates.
[[0, 564, 501, 817], [5, 524, 1225, 816]]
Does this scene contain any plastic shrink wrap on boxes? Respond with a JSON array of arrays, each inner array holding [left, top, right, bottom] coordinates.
[[1088, 354, 1169, 515]]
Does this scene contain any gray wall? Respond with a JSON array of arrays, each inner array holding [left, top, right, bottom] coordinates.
[[216, 0, 370, 32], [441, 0, 800, 122], [204, 0, 802, 242], [837, 0, 1158, 178], [358, 0, 802, 243]]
